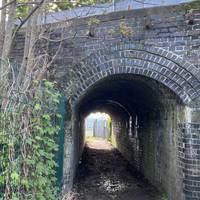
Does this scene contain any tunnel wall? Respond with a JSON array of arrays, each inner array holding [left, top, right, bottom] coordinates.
[[140, 103, 183, 200], [62, 110, 86, 196], [111, 118, 142, 171], [110, 86, 185, 200], [73, 112, 86, 167]]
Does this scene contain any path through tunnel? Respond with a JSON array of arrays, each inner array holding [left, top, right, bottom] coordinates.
[[72, 74, 185, 200]]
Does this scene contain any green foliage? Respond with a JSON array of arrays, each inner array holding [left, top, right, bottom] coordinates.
[[16, 0, 30, 18], [0, 80, 61, 199], [184, 0, 200, 10], [161, 194, 168, 200], [16, 0, 112, 18], [54, 0, 113, 11], [53, 1, 75, 11], [87, 17, 101, 37], [107, 28, 116, 35], [87, 17, 100, 26], [119, 22, 134, 37]]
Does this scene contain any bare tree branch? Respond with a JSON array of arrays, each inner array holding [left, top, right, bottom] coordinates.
[[0, 0, 16, 10], [13, 0, 45, 37]]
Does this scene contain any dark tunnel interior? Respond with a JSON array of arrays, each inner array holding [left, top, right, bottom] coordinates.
[[73, 74, 185, 199]]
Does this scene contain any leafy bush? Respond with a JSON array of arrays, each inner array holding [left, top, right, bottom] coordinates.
[[0, 80, 61, 200], [119, 22, 134, 37]]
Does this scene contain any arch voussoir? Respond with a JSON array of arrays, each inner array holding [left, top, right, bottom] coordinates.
[[80, 58, 196, 95], [70, 43, 200, 106], [73, 67, 190, 105]]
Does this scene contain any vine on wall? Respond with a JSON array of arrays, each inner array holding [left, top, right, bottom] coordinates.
[[0, 80, 61, 200]]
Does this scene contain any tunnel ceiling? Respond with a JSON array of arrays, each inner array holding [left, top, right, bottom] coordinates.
[[76, 74, 183, 118]]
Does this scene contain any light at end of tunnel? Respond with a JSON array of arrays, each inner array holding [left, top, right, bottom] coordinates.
[[84, 112, 111, 140], [87, 112, 110, 120]]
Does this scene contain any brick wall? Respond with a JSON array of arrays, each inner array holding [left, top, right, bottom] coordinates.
[[178, 123, 200, 200]]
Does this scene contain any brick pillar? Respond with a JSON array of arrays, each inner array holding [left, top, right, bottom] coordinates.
[[178, 104, 200, 200]]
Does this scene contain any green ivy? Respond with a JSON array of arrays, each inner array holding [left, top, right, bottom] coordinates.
[[0, 80, 62, 200]]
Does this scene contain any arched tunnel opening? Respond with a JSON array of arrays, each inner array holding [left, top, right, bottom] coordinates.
[[71, 74, 185, 199]]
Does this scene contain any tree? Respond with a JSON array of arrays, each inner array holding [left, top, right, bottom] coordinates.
[[0, 1, 63, 199]]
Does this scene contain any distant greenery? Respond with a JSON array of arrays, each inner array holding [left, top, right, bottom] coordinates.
[[161, 193, 168, 200], [184, 0, 200, 10], [16, 0, 113, 18], [53, 0, 113, 11]]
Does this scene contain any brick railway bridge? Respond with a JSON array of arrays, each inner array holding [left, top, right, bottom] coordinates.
[[12, 1, 200, 200]]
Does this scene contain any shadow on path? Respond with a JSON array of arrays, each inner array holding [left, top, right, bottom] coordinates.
[[71, 139, 162, 200]]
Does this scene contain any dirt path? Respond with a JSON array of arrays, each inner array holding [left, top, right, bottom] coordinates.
[[71, 139, 162, 200]]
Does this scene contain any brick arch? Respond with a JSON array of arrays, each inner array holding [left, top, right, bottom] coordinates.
[[71, 43, 200, 105]]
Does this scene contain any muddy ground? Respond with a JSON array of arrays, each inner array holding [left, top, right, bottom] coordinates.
[[70, 139, 163, 200]]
